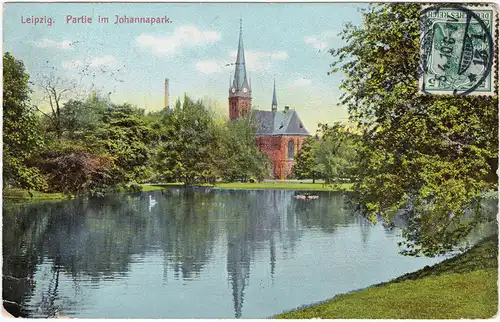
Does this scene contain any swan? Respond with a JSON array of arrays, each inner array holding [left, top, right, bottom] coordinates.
[[149, 194, 158, 211]]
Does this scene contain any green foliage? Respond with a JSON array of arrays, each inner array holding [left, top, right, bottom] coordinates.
[[215, 116, 269, 182], [155, 95, 218, 184], [33, 142, 113, 196], [293, 122, 358, 185], [96, 103, 154, 185], [59, 92, 109, 141], [330, 3, 498, 256], [4, 55, 271, 195], [3, 52, 46, 192], [292, 136, 319, 182], [314, 123, 358, 185]]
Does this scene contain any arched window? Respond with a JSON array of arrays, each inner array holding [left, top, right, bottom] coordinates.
[[288, 140, 294, 160]]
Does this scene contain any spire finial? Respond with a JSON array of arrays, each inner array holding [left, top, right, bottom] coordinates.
[[232, 18, 249, 91], [272, 78, 278, 111]]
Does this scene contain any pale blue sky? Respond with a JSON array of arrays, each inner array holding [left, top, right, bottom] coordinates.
[[4, 2, 365, 132]]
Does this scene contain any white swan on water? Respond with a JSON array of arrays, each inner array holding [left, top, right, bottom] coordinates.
[[149, 194, 157, 212]]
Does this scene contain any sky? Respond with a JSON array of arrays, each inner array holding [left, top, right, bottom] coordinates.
[[4, 2, 365, 133]]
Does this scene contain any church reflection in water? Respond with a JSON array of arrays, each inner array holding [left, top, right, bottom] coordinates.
[[2, 189, 366, 318]]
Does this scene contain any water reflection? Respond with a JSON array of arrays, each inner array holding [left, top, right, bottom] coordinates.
[[3, 190, 495, 318]]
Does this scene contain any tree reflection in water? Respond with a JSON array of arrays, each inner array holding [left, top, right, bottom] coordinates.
[[5, 189, 488, 318]]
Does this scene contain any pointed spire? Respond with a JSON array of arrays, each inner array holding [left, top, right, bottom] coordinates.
[[232, 18, 249, 91], [272, 79, 277, 111]]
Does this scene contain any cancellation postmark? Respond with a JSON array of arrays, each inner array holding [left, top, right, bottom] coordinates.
[[420, 5, 496, 95]]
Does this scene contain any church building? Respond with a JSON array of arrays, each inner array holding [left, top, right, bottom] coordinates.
[[228, 20, 309, 179]]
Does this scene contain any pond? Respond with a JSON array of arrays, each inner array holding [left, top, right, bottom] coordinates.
[[3, 189, 455, 318]]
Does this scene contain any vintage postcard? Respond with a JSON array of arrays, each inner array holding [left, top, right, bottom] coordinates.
[[2, 1, 498, 319]]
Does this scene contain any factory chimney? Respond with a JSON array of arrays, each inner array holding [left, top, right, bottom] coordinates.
[[164, 78, 169, 109]]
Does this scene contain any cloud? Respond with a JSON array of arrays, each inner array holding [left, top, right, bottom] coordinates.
[[62, 55, 117, 69], [229, 50, 288, 71], [88, 55, 117, 67], [136, 25, 221, 56], [305, 36, 328, 50], [34, 39, 73, 50], [62, 60, 83, 69], [195, 60, 223, 74], [304, 30, 340, 51], [195, 50, 288, 74], [290, 77, 312, 88]]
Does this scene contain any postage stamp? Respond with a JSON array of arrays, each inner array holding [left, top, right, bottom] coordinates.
[[420, 5, 497, 95]]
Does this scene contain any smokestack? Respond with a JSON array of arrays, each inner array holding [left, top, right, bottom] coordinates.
[[164, 78, 169, 108]]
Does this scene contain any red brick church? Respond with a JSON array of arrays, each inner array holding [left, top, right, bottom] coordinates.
[[228, 20, 309, 179]]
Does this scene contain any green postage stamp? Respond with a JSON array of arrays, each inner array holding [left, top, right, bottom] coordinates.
[[420, 5, 497, 95]]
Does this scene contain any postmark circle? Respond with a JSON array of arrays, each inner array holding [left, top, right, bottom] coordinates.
[[420, 5, 494, 95]]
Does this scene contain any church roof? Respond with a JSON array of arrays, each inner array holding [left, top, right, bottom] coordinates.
[[252, 109, 309, 136]]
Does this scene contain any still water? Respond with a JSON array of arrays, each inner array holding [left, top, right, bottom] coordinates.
[[3, 189, 447, 318]]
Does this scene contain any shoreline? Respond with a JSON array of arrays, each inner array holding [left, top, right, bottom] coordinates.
[[3, 182, 353, 202], [273, 234, 498, 319]]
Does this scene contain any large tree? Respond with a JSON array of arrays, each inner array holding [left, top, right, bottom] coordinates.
[[96, 103, 154, 187], [59, 91, 109, 141], [155, 95, 219, 185], [215, 115, 269, 182], [331, 4, 498, 256], [314, 123, 358, 185], [3, 52, 46, 191], [292, 136, 319, 183]]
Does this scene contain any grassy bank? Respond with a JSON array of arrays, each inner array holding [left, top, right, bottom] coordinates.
[[142, 182, 353, 192], [4, 181, 351, 202], [215, 182, 352, 191], [3, 188, 68, 202], [275, 234, 498, 319]]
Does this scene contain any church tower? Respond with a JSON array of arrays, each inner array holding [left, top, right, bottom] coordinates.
[[229, 19, 252, 120]]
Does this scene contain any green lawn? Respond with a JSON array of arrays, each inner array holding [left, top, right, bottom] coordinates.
[[142, 182, 353, 192], [140, 183, 187, 191], [4, 182, 351, 201], [275, 234, 498, 319], [3, 188, 68, 201], [215, 182, 352, 191]]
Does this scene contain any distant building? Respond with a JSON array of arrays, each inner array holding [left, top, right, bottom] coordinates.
[[228, 20, 309, 179]]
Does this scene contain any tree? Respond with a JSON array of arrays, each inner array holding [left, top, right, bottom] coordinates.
[[3, 52, 46, 192], [215, 116, 269, 182], [330, 3, 498, 256], [314, 123, 358, 185], [293, 123, 357, 185], [95, 103, 154, 187], [33, 143, 113, 196], [292, 136, 319, 182], [34, 74, 77, 140], [155, 95, 219, 185], [59, 92, 109, 141]]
